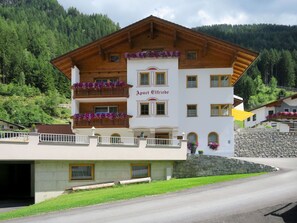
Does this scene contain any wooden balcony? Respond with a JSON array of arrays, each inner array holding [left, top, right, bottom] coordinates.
[[73, 118, 130, 128], [73, 86, 131, 99]]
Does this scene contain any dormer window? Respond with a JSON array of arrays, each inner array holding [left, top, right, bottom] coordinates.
[[186, 51, 197, 60], [109, 54, 120, 62]]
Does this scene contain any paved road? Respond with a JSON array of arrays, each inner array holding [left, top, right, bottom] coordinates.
[[6, 158, 297, 223]]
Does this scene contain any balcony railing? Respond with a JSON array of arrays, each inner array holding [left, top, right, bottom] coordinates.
[[73, 118, 130, 128], [98, 136, 139, 146], [146, 138, 180, 147], [0, 132, 187, 161], [0, 131, 29, 142], [72, 82, 132, 99], [39, 133, 89, 144], [73, 113, 131, 128], [73, 87, 130, 98], [0, 132, 182, 149]]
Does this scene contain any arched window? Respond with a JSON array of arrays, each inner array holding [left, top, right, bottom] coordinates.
[[110, 133, 121, 144], [187, 132, 198, 144], [187, 132, 198, 154], [208, 132, 219, 143]]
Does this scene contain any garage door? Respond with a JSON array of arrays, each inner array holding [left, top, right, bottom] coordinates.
[[0, 162, 34, 199]]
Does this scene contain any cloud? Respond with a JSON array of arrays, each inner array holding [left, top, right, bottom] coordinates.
[[194, 9, 248, 25], [57, 0, 297, 27], [152, 7, 176, 20]]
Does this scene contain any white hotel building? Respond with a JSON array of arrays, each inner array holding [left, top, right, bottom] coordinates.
[[0, 16, 257, 203]]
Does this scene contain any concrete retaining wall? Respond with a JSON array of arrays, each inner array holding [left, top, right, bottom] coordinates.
[[173, 155, 276, 178], [35, 160, 173, 203], [235, 128, 297, 157]]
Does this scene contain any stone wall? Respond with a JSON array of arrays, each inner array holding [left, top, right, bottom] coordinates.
[[235, 128, 297, 157], [173, 155, 276, 178]]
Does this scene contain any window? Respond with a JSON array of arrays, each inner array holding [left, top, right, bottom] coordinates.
[[253, 114, 256, 121], [211, 105, 219, 116], [284, 108, 289, 112], [131, 164, 151, 178], [210, 75, 231, 87], [293, 109, 297, 112], [221, 75, 230, 87], [139, 72, 150, 86], [110, 133, 121, 144], [96, 78, 118, 83], [95, 106, 118, 113], [140, 103, 149, 115], [70, 164, 94, 181], [268, 110, 274, 115], [210, 76, 219, 87], [109, 54, 120, 62], [187, 132, 198, 144], [187, 76, 197, 88], [155, 72, 166, 85], [187, 51, 197, 60], [211, 104, 231, 116], [156, 103, 165, 115], [187, 105, 197, 117], [247, 117, 251, 122], [208, 132, 219, 143]]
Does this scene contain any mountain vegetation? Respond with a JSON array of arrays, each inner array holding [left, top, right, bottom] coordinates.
[[0, 0, 119, 126], [0, 0, 296, 126], [194, 25, 297, 108]]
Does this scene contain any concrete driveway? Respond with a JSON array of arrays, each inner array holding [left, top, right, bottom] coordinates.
[[5, 158, 297, 223]]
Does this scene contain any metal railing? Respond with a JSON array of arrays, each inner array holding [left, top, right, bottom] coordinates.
[[98, 136, 139, 146], [0, 131, 29, 142], [146, 138, 180, 147], [39, 133, 89, 144]]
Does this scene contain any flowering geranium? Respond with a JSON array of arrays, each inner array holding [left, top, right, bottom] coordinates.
[[124, 50, 181, 59], [187, 142, 198, 154], [208, 142, 219, 150], [72, 112, 129, 121], [187, 142, 198, 149], [266, 112, 297, 120], [73, 81, 128, 90]]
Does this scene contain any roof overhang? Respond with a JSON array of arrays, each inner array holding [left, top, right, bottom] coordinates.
[[51, 16, 258, 85]]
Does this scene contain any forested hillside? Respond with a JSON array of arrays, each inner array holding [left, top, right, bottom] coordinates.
[[194, 25, 297, 108], [0, 0, 119, 126]]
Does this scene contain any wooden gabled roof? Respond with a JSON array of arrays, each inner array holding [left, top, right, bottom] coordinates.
[[51, 15, 258, 85]]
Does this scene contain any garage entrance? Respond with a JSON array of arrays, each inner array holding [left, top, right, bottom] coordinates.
[[0, 162, 34, 199]]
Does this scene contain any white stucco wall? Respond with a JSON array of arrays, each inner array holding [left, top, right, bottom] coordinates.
[[245, 106, 275, 128], [71, 66, 80, 115], [178, 68, 234, 157], [35, 160, 173, 203], [127, 58, 179, 129], [126, 59, 234, 156]]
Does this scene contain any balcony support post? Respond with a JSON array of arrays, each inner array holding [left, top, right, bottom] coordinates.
[[139, 139, 146, 149], [89, 136, 97, 147]]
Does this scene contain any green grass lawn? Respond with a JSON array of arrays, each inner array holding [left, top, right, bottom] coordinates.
[[0, 173, 264, 221], [234, 120, 244, 128]]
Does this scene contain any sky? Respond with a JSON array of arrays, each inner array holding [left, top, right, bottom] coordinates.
[[57, 0, 297, 28]]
